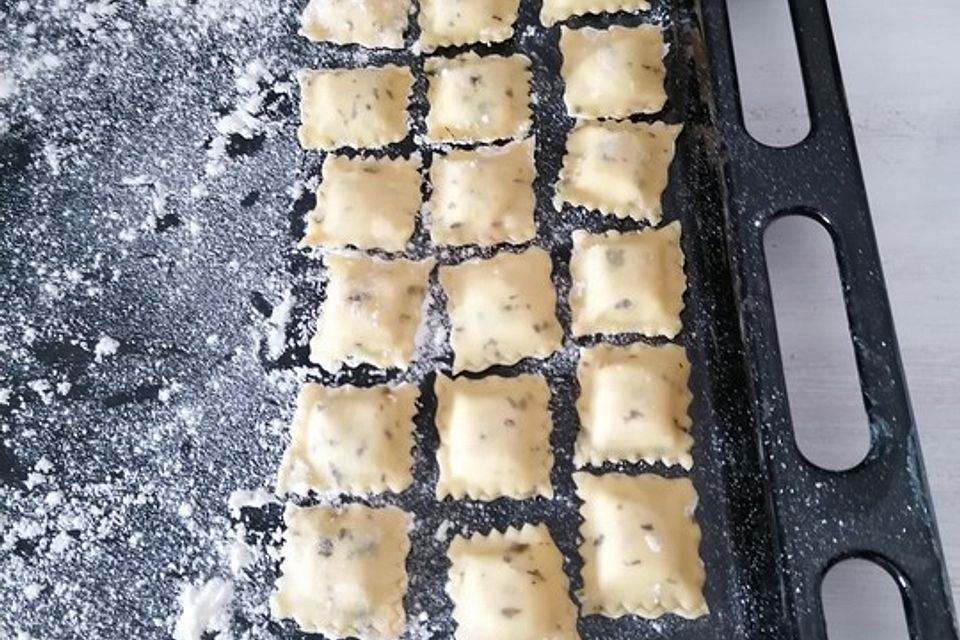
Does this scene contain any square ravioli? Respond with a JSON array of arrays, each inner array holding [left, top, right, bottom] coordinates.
[[276, 382, 418, 495], [560, 25, 667, 118], [425, 52, 532, 144], [570, 223, 686, 338], [298, 65, 413, 150], [541, 0, 651, 26], [555, 120, 681, 223], [302, 154, 421, 251], [439, 248, 563, 372], [419, 0, 521, 51], [447, 524, 579, 640], [429, 138, 536, 247], [574, 472, 707, 619], [299, 0, 410, 49], [575, 343, 693, 469], [271, 503, 411, 639], [435, 374, 553, 500], [309, 255, 433, 370]]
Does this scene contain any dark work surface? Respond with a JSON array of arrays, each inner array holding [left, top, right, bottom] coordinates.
[[2, 1, 954, 639]]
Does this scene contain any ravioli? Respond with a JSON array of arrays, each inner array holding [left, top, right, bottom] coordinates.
[[575, 343, 693, 468], [271, 503, 411, 638], [438, 248, 563, 372], [447, 524, 580, 639], [299, 0, 410, 49], [309, 255, 433, 370], [298, 65, 413, 150], [560, 24, 667, 118], [575, 472, 707, 619], [302, 154, 421, 251], [276, 382, 418, 495], [419, 0, 520, 51], [555, 120, 681, 223], [569, 223, 686, 338], [428, 138, 536, 247], [425, 52, 532, 144], [435, 373, 553, 500]]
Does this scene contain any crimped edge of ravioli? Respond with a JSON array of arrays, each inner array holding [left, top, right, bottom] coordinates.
[[271, 503, 412, 639], [573, 473, 708, 621], [275, 383, 419, 496], [297, 65, 414, 151], [540, 0, 652, 26], [418, 0, 519, 51], [434, 374, 554, 500], [572, 343, 694, 470], [569, 223, 687, 339], [554, 120, 682, 224], [423, 52, 533, 145], [451, 342, 560, 375]]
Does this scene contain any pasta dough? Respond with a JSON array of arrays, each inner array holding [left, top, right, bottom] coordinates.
[[271, 503, 411, 639], [435, 374, 553, 500], [302, 154, 421, 251], [541, 0, 651, 26], [419, 0, 521, 51], [425, 52, 532, 144], [575, 343, 693, 469], [276, 382, 418, 495], [299, 0, 410, 49], [555, 120, 681, 223], [309, 255, 433, 370], [439, 248, 563, 372], [447, 524, 579, 640], [560, 24, 667, 118], [429, 138, 536, 247], [574, 472, 707, 619], [298, 66, 413, 150], [569, 223, 686, 338]]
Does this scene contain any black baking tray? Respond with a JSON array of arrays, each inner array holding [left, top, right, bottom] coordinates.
[[273, 1, 959, 639], [0, 0, 955, 639]]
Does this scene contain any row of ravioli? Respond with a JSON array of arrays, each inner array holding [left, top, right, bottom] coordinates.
[[309, 226, 684, 372], [269, 0, 705, 638], [303, 119, 679, 251], [278, 341, 692, 501], [272, 478, 705, 639], [301, 0, 659, 55], [301, 30, 669, 149]]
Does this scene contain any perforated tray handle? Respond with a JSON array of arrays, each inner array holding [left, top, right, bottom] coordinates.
[[696, 0, 959, 638]]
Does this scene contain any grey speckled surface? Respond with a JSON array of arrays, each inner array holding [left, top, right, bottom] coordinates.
[[731, 0, 960, 636]]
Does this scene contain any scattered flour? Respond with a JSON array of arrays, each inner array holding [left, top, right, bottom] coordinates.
[[264, 289, 294, 361], [227, 488, 276, 518], [434, 518, 456, 543], [93, 335, 120, 362], [228, 533, 257, 577], [1, 3, 298, 637], [205, 60, 289, 178], [172, 578, 234, 640], [22, 583, 43, 601]]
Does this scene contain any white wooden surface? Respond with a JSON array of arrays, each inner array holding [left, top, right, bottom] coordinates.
[[730, 0, 960, 636]]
